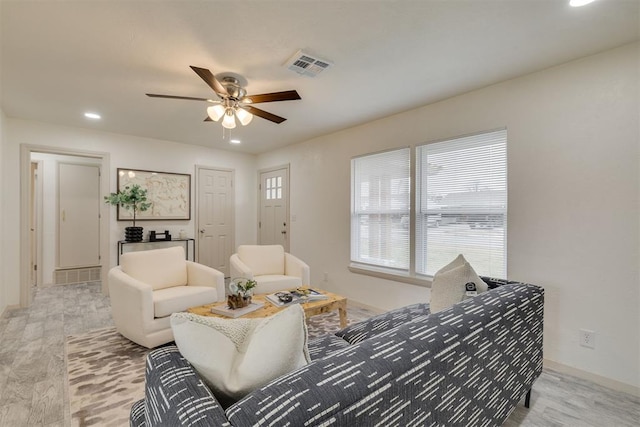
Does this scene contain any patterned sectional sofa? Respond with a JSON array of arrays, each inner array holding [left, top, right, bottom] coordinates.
[[131, 278, 544, 426]]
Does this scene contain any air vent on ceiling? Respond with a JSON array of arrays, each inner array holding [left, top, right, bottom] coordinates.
[[284, 50, 333, 78]]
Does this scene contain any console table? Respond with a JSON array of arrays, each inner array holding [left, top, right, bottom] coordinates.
[[117, 238, 195, 264]]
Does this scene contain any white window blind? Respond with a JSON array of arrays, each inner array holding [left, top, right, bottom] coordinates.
[[416, 129, 507, 277], [351, 148, 410, 270]]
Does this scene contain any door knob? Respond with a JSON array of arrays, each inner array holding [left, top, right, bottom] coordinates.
[[200, 229, 205, 233], [281, 230, 287, 235]]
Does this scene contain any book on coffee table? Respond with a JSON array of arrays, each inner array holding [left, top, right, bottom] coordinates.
[[265, 288, 328, 307], [293, 288, 328, 301], [210, 302, 265, 318]]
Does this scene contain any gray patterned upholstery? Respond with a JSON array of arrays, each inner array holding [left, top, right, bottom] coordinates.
[[131, 281, 544, 427], [135, 346, 230, 426], [335, 302, 431, 344], [482, 275, 526, 289], [129, 400, 146, 427], [307, 333, 351, 360]]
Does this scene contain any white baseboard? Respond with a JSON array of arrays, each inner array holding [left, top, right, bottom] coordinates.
[[544, 358, 640, 397]]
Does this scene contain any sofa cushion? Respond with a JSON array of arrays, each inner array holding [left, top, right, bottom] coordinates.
[[335, 303, 431, 344], [170, 305, 310, 405], [430, 254, 488, 313], [237, 245, 285, 276], [153, 285, 219, 318], [120, 246, 187, 291]]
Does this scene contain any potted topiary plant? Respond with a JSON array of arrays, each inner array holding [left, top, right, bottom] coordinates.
[[227, 278, 257, 309], [104, 184, 152, 242]]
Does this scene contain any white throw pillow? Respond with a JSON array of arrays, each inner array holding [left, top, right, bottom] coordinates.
[[170, 305, 310, 404], [430, 254, 488, 313]]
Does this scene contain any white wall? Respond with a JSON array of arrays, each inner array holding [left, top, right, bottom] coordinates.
[[2, 120, 258, 303], [258, 43, 640, 391]]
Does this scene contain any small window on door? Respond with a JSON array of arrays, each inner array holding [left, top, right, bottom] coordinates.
[[265, 177, 283, 200]]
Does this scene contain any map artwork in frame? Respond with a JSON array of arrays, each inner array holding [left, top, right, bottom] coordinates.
[[117, 168, 191, 220]]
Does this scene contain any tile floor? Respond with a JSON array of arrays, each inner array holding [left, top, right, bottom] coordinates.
[[0, 282, 638, 426], [0, 283, 113, 426]]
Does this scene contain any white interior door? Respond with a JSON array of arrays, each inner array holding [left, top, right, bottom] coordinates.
[[197, 167, 234, 277], [58, 162, 101, 268], [259, 166, 289, 251]]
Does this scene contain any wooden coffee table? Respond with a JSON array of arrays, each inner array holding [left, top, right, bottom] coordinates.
[[188, 288, 348, 328]]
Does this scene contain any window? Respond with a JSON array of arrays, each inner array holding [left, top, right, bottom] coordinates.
[[350, 129, 507, 280], [416, 129, 507, 277], [351, 148, 410, 270], [265, 176, 282, 200]]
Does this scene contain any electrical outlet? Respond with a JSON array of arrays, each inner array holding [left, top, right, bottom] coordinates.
[[579, 329, 595, 349]]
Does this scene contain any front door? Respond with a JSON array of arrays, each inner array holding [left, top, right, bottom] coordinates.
[[259, 166, 289, 251], [197, 167, 234, 277]]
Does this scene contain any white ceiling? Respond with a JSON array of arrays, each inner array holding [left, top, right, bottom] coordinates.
[[1, 1, 638, 154]]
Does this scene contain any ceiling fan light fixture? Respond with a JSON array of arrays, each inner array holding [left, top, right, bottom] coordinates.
[[236, 108, 253, 126], [222, 109, 236, 129], [207, 104, 225, 121]]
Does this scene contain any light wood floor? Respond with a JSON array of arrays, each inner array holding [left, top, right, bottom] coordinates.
[[0, 282, 638, 426]]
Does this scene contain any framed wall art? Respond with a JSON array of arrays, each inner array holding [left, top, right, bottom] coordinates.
[[117, 168, 191, 221]]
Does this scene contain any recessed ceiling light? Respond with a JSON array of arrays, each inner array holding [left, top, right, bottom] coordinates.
[[569, 0, 596, 7], [230, 139, 241, 144], [84, 112, 101, 119]]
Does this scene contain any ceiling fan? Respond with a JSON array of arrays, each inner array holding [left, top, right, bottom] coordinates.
[[146, 66, 301, 129]]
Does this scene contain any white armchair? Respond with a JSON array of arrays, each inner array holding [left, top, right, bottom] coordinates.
[[230, 245, 310, 294], [108, 245, 225, 348]]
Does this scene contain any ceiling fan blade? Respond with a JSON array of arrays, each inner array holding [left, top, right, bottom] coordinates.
[[204, 116, 213, 122], [146, 93, 215, 102], [241, 105, 286, 124], [190, 66, 229, 97], [243, 90, 301, 104]]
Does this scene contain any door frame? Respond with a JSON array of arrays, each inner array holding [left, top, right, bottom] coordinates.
[[257, 164, 290, 249], [195, 165, 236, 266], [20, 144, 111, 307], [31, 160, 44, 288]]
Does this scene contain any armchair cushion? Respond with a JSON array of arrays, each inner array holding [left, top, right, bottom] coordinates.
[[231, 245, 311, 294], [120, 246, 188, 291], [154, 286, 219, 318], [236, 245, 285, 276], [254, 275, 302, 292]]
